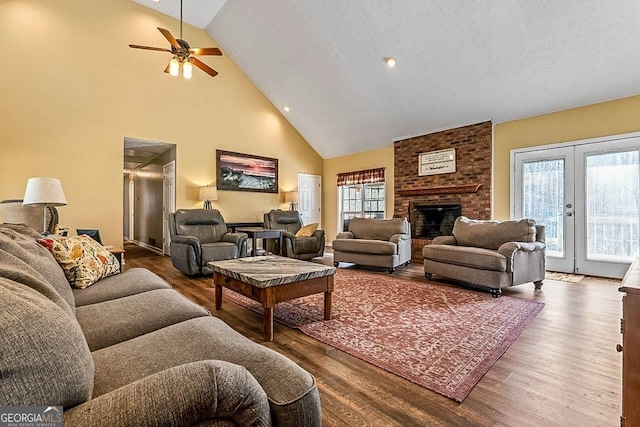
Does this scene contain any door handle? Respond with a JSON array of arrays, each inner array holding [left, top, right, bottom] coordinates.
[[566, 212, 573, 217]]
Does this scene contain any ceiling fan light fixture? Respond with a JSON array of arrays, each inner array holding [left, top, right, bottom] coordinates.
[[169, 57, 180, 76], [183, 61, 193, 79]]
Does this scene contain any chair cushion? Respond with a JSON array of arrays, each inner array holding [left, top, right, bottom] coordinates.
[[292, 235, 321, 254], [423, 244, 507, 272], [76, 289, 210, 351], [37, 235, 120, 289], [0, 278, 94, 408], [452, 216, 536, 250], [73, 268, 172, 307], [202, 242, 239, 261], [348, 217, 409, 241], [173, 209, 228, 244], [333, 238, 397, 255]]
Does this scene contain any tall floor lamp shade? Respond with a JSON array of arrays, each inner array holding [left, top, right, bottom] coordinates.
[[23, 177, 67, 235], [198, 186, 218, 209]]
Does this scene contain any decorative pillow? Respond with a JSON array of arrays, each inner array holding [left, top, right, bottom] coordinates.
[[295, 223, 319, 237], [37, 235, 120, 289]]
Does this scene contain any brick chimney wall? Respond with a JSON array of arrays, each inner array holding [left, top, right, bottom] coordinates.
[[394, 121, 493, 259]]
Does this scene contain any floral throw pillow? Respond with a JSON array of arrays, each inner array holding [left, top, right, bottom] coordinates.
[[37, 235, 120, 289]]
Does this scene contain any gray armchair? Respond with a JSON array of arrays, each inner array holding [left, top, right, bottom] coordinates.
[[169, 209, 247, 276], [263, 210, 325, 260], [0, 199, 59, 234], [422, 216, 545, 297]]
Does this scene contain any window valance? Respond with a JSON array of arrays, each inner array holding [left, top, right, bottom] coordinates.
[[337, 167, 385, 186]]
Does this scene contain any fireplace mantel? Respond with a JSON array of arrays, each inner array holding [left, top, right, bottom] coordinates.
[[396, 184, 482, 197]]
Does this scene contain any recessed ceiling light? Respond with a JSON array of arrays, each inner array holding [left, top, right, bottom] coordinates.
[[283, 106, 290, 113], [385, 57, 397, 68], [151, 0, 160, 3]]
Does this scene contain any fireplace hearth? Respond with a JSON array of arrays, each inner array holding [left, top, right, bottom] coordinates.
[[409, 201, 461, 240]]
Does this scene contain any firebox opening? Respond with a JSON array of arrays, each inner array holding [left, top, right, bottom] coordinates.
[[409, 201, 462, 240]]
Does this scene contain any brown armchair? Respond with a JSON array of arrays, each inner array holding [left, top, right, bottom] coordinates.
[[263, 210, 325, 260]]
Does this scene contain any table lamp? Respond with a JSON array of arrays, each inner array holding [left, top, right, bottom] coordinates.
[[198, 186, 218, 209], [285, 191, 299, 211], [23, 177, 67, 235]]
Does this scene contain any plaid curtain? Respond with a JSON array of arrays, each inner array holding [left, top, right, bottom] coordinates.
[[337, 167, 385, 186]]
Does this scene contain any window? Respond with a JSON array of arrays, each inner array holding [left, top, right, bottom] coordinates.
[[337, 167, 386, 232], [340, 183, 385, 231]]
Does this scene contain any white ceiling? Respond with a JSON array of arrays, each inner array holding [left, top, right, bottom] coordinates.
[[133, 1, 640, 159]]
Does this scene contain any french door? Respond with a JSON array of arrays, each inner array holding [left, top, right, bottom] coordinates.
[[513, 135, 640, 278]]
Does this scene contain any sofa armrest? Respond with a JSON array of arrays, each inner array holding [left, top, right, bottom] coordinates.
[[335, 232, 354, 240], [221, 232, 248, 247], [64, 361, 269, 427], [498, 241, 546, 272], [431, 235, 457, 245], [389, 233, 410, 244], [498, 241, 545, 257]]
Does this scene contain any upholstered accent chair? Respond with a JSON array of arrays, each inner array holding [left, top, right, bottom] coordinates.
[[263, 210, 325, 260], [168, 209, 248, 276], [332, 217, 412, 273], [0, 199, 59, 234], [422, 216, 545, 297]]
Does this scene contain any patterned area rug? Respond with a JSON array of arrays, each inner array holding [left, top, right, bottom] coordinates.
[[221, 268, 544, 402]]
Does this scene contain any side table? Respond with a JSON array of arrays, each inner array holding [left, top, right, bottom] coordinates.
[[236, 227, 282, 256]]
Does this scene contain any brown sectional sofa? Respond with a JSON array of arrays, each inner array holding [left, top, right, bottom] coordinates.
[[422, 216, 545, 297], [0, 224, 321, 426]]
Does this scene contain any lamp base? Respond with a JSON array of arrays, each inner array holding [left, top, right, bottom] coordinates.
[[203, 200, 212, 209]]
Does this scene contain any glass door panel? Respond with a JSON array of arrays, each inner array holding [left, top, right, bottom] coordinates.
[[514, 146, 575, 273], [575, 143, 640, 277]]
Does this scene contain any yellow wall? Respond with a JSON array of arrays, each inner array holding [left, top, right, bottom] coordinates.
[[322, 146, 394, 242], [0, 0, 322, 246], [493, 94, 640, 220]]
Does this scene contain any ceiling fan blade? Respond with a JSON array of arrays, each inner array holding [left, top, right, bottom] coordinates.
[[164, 62, 171, 74], [157, 27, 180, 49], [129, 44, 172, 53], [189, 57, 218, 77], [189, 47, 222, 56]]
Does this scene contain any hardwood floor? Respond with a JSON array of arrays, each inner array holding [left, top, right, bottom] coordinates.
[[124, 245, 622, 426]]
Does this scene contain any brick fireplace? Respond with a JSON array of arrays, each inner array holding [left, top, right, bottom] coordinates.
[[394, 121, 492, 260]]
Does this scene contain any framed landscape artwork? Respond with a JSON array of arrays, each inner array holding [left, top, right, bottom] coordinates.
[[216, 150, 278, 193]]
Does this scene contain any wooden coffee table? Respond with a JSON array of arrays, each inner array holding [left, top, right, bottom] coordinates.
[[209, 256, 336, 341]]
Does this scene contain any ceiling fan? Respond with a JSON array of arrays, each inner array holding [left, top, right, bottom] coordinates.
[[129, 0, 222, 78]]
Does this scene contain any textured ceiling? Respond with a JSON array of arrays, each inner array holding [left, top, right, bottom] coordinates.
[[133, 1, 640, 159]]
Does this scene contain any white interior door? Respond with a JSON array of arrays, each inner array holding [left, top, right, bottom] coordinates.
[[162, 161, 176, 255], [298, 173, 321, 226], [513, 135, 640, 278]]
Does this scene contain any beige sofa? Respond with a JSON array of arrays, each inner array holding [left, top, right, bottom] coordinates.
[[0, 224, 321, 426], [422, 216, 545, 297], [332, 217, 411, 273]]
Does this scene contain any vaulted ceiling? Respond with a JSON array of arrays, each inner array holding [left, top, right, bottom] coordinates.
[[132, 0, 640, 158]]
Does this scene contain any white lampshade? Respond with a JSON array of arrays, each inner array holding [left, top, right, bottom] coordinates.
[[23, 177, 67, 207], [285, 191, 299, 203], [198, 186, 218, 202]]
